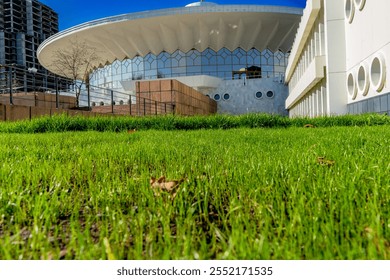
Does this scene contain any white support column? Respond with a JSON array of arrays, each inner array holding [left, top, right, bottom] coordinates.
[[316, 90, 319, 117], [311, 37, 315, 61], [324, 0, 347, 115], [318, 87, 323, 116], [311, 93, 315, 117], [314, 21, 320, 57], [319, 19, 325, 56], [322, 83, 327, 115]]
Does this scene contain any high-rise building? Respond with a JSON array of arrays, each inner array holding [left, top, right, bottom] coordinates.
[[0, 0, 59, 93]]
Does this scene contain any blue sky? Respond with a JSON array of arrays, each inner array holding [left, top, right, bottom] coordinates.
[[38, 0, 306, 30]]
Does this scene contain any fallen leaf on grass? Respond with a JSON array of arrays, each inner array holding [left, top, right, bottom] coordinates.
[[127, 129, 137, 134], [45, 248, 68, 260], [364, 227, 373, 234], [317, 156, 335, 167], [150, 176, 184, 199], [59, 249, 68, 259], [304, 124, 315, 128]]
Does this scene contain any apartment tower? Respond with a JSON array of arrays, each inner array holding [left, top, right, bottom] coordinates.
[[0, 0, 58, 93]]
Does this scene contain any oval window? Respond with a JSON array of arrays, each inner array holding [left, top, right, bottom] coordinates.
[[357, 64, 369, 96], [255, 91, 263, 99], [354, 0, 365, 11], [345, 0, 355, 23], [266, 91, 274, 98], [223, 93, 230, 100], [214, 94, 221, 101], [370, 55, 386, 92], [347, 72, 357, 100]]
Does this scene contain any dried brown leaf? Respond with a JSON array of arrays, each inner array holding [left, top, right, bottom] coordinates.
[[59, 249, 68, 259], [150, 176, 184, 199], [304, 124, 315, 128], [317, 156, 335, 166], [364, 227, 373, 233]]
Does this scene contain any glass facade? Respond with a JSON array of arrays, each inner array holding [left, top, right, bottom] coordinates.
[[90, 47, 289, 89]]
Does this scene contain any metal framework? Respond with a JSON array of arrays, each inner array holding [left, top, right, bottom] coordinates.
[[0, 0, 58, 92]]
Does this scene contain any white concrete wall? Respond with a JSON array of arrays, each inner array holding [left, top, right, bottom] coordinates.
[[286, 0, 390, 117], [210, 78, 289, 115], [344, 0, 390, 104]]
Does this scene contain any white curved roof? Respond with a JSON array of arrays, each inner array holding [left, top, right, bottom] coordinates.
[[185, 2, 218, 7], [38, 5, 302, 77]]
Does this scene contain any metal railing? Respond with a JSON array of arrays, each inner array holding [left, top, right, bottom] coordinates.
[[81, 84, 175, 116], [0, 64, 175, 116]]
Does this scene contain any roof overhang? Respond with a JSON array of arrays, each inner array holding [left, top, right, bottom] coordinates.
[[37, 5, 302, 78]]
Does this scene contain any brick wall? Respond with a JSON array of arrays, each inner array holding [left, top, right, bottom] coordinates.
[[136, 79, 217, 116], [0, 93, 76, 109], [0, 104, 103, 121]]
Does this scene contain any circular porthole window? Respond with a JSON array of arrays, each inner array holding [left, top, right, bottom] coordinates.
[[119, 100, 124, 105], [347, 72, 357, 100], [92, 102, 96, 107], [354, 0, 365, 10], [345, 0, 355, 23], [255, 91, 263, 99], [223, 93, 230, 101], [370, 54, 386, 92], [214, 94, 221, 101], [206, 94, 210, 98], [266, 91, 274, 98], [100, 101, 104, 106], [357, 64, 370, 96]]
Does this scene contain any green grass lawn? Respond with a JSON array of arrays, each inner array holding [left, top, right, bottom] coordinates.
[[0, 125, 389, 259]]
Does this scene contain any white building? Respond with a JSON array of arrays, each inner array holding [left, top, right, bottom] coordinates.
[[37, 2, 303, 115], [285, 0, 390, 117]]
